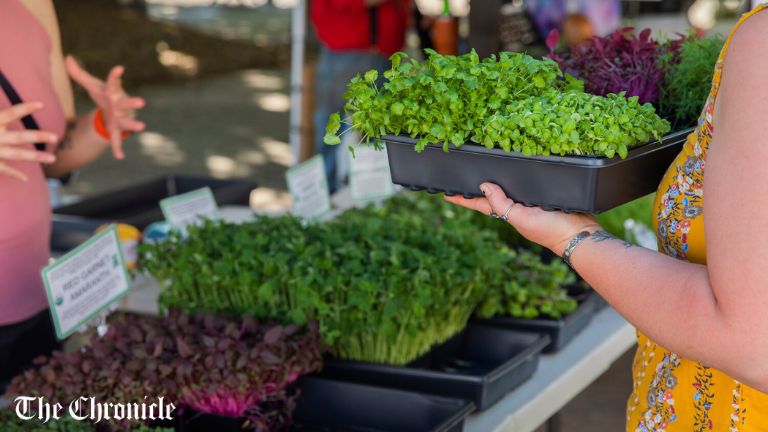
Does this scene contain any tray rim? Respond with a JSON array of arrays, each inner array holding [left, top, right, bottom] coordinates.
[[323, 325, 551, 385], [295, 376, 477, 432], [383, 126, 694, 168], [54, 174, 257, 213]]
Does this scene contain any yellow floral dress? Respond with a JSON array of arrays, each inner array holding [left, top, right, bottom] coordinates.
[[627, 5, 768, 431]]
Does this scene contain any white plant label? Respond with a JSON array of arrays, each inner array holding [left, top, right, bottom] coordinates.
[[286, 154, 331, 221], [160, 187, 220, 233], [41, 226, 130, 339], [349, 146, 395, 202]]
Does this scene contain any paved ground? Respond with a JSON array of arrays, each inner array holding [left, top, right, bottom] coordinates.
[[63, 68, 294, 211], [550, 350, 635, 431]]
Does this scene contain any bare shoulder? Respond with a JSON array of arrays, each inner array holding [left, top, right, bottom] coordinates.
[[720, 11, 768, 93], [714, 10, 768, 144], [728, 10, 768, 58]]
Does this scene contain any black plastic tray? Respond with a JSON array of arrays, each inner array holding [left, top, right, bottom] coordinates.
[[54, 175, 256, 229], [292, 377, 475, 432], [319, 324, 549, 411], [179, 411, 244, 432], [384, 128, 693, 214], [50, 215, 104, 255], [476, 289, 604, 353]]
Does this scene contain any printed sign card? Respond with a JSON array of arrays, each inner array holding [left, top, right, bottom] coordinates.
[[286, 155, 331, 221], [41, 226, 131, 339], [349, 146, 395, 202], [160, 187, 220, 233]]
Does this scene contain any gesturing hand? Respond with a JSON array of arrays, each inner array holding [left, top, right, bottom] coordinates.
[[445, 183, 600, 256], [65, 56, 146, 160], [0, 102, 59, 181]]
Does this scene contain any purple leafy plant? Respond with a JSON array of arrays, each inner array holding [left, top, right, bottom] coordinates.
[[5, 311, 324, 432], [5, 315, 181, 431], [548, 28, 683, 104], [168, 311, 323, 430]]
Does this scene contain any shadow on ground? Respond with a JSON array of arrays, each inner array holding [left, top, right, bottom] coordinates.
[[535, 348, 634, 432], [63, 68, 293, 211]]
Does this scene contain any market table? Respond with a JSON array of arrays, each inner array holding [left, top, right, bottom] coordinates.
[[121, 268, 636, 432], [465, 306, 636, 432], [115, 204, 637, 432]]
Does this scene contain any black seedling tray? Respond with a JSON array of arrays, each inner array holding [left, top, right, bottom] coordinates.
[[179, 411, 244, 432], [292, 377, 475, 432], [384, 127, 693, 214], [476, 288, 604, 353], [319, 324, 549, 411], [50, 215, 104, 255], [55, 175, 256, 229]]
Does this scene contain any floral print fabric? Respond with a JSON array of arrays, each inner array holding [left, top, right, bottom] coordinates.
[[628, 5, 768, 431]]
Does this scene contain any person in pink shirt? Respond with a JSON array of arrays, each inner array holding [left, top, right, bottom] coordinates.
[[0, 0, 145, 392]]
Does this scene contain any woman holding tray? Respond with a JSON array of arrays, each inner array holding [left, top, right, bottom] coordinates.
[[448, 5, 768, 431], [0, 0, 144, 392]]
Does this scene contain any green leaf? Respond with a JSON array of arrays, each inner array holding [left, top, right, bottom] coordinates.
[[324, 112, 342, 145], [364, 70, 379, 83], [390, 102, 405, 115], [618, 143, 628, 159], [324, 134, 341, 145]]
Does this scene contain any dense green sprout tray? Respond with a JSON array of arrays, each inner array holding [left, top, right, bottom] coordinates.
[[475, 288, 604, 353]]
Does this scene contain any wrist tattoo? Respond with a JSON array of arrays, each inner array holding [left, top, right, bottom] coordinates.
[[591, 230, 633, 249]]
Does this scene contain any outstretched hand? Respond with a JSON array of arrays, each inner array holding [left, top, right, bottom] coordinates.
[[444, 183, 600, 255], [65, 56, 146, 160]]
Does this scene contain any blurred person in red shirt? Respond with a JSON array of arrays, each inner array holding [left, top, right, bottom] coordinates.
[[311, 0, 410, 192]]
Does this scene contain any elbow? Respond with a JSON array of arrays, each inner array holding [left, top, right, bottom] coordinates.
[[735, 364, 768, 394], [720, 333, 768, 393], [42, 164, 61, 179], [740, 348, 768, 393], [43, 163, 72, 180]]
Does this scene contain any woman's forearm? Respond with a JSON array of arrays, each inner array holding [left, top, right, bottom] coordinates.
[[567, 230, 766, 388], [44, 110, 110, 178]]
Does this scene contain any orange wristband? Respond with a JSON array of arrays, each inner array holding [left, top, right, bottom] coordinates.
[[93, 108, 131, 141]]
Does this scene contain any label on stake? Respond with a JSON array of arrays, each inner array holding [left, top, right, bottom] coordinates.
[[286, 154, 331, 221], [160, 187, 220, 234], [349, 146, 395, 202], [41, 226, 131, 339]]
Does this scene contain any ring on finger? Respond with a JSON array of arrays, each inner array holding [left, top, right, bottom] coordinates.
[[489, 210, 499, 219], [500, 202, 516, 222]]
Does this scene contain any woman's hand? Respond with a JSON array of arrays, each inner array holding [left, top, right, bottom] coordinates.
[[0, 102, 59, 181], [445, 183, 601, 255], [64, 56, 146, 160]]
